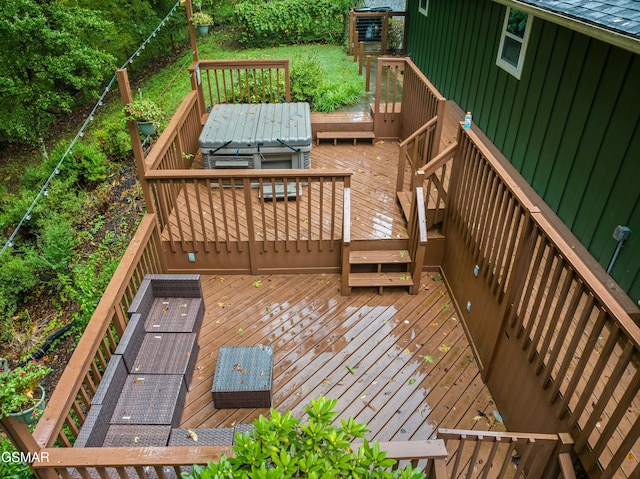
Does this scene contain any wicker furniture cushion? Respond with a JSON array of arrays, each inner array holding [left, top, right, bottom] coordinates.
[[131, 333, 199, 387], [111, 374, 186, 426], [102, 424, 171, 447], [168, 427, 235, 446], [144, 297, 204, 333], [212, 345, 274, 408]]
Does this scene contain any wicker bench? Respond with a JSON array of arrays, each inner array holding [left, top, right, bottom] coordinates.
[[75, 274, 205, 448]]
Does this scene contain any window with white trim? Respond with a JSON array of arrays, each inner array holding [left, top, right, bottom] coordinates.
[[419, 0, 429, 16], [496, 8, 532, 79]]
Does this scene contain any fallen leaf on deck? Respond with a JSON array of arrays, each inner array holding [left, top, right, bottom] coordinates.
[[162, 307, 168, 313], [439, 344, 451, 352], [134, 437, 139, 443], [188, 429, 198, 442], [217, 277, 225, 283], [423, 355, 434, 363], [409, 378, 416, 385], [238, 328, 244, 335], [346, 365, 356, 375], [253, 280, 262, 287], [492, 410, 504, 424]]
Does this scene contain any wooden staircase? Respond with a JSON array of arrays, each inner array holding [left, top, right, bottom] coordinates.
[[344, 240, 414, 294], [311, 111, 375, 146]]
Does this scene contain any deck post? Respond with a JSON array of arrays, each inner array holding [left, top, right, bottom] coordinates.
[[0, 417, 58, 479], [116, 69, 155, 215], [184, 0, 199, 62], [366, 56, 372, 92]]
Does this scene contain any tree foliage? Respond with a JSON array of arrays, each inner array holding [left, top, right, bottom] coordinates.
[[0, 0, 117, 145], [183, 397, 425, 479]]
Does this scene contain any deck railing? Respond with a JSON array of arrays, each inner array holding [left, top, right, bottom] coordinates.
[[396, 117, 439, 194], [27, 215, 165, 450], [374, 58, 445, 142], [30, 433, 578, 479], [417, 141, 458, 229], [437, 429, 575, 479], [443, 125, 640, 479], [146, 90, 201, 171], [188, 59, 290, 118]]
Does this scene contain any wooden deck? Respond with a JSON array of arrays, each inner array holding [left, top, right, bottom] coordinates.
[[179, 272, 505, 441], [160, 99, 463, 245]]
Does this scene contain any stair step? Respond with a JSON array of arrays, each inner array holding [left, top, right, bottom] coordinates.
[[348, 272, 414, 288], [316, 131, 375, 146], [349, 249, 411, 265]]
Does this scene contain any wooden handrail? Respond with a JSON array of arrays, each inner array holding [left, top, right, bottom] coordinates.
[[398, 116, 438, 149], [145, 168, 352, 180], [418, 141, 458, 178], [461, 126, 640, 346], [33, 441, 444, 477], [146, 91, 199, 171], [188, 59, 291, 106]]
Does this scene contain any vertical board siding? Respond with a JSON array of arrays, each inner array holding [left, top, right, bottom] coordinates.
[[407, 0, 640, 301]]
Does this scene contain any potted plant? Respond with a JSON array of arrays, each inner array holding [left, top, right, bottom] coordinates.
[[0, 359, 52, 424], [191, 11, 213, 34], [123, 97, 165, 136]]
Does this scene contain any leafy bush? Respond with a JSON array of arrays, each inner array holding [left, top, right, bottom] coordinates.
[[52, 142, 109, 186], [183, 397, 425, 479], [0, 253, 38, 340], [314, 77, 363, 112], [28, 214, 77, 275], [94, 120, 132, 162], [235, 0, 353, 47], [290, 54, 324, 103]]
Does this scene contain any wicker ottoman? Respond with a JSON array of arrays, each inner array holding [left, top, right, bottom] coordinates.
[[111, 374, 186, 426], [211, 346, 273, 408]]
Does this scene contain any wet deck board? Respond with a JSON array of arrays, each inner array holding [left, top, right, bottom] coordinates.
[[179, 272, 504, 441]]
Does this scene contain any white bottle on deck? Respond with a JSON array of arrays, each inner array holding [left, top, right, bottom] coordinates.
[[463, 112, 472, 129]]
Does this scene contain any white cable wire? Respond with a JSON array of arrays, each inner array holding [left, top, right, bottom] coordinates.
[[0, 1, 181, 257]]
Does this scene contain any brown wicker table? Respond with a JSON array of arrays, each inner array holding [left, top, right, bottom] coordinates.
[[111, 374, 186, 426], [211, 345, 274, 408]]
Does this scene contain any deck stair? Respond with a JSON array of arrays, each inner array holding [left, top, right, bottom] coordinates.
[[397, 190, 445, 229], [311, 111, 376, 146], [346, 244, 413, 294]]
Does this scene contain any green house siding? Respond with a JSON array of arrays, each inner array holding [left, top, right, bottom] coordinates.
[[407, 0, 640, 304]]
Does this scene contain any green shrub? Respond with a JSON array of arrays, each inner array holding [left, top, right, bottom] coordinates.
[[67, 142, 109, 185], [290, 54, 324, 103], [0, 253, 39, 340], [28, 215, 77, 275], [235, 0, 353, 47], [94, 119, 132, 162], [182, 397, 425, 479], [314, 78, 363, 112]]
